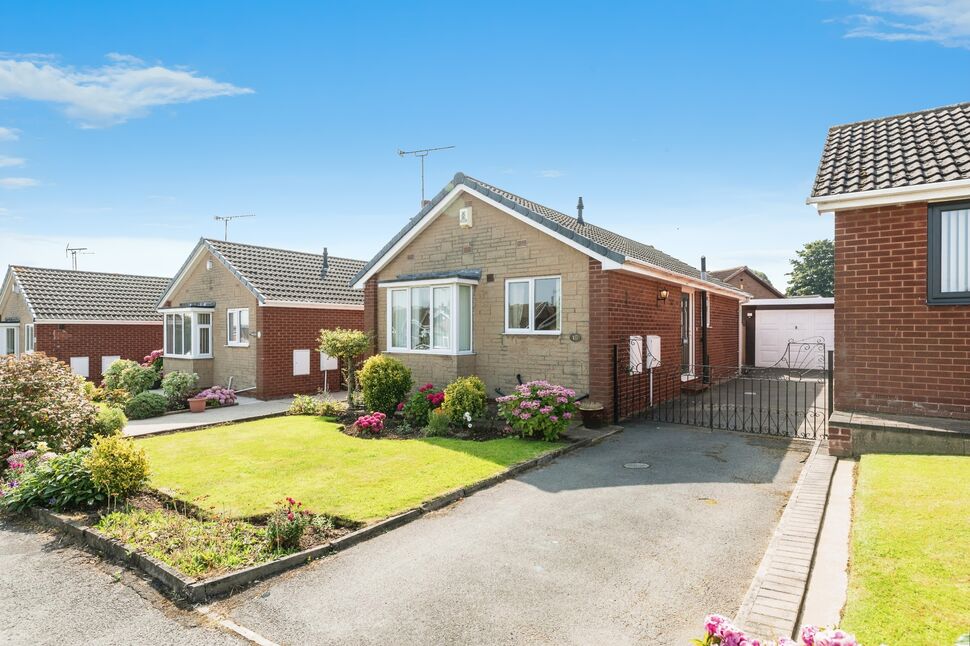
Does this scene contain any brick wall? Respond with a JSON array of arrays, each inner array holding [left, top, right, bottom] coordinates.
[[35, 322, 163, 383], [255, 306, 364, 399], [719, 270, 782, 299], [834, 201, 970, 418]]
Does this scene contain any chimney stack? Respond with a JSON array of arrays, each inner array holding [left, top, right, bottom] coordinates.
[[700, 256, 708, 280], [321, 247, 329, 278], [577, 197, 585, 225]]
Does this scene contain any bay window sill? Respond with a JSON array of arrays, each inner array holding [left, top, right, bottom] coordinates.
[[385, 349, 476, 356], [163, 354, 213, 360]]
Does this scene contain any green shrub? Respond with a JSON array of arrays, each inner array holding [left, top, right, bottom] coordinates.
[[102, 359, 157, 396], [265, 497, 310, 550], [0, 352, 98, 456], [85, 435, 150, 502], [124, 392, 168, 420], [357, 355, 412, 414], [83, 405, 127, 444], [402, 383, 444, 426], [0, 448, 106, 513], [441, 376, 488, 425], [288, 394, 320, 415], [317, 328, 370, 399], [318, 398, 348, 417], [161, 370, 199, 409], [102, 388, 131, 408], [424, 408, 451, 437]]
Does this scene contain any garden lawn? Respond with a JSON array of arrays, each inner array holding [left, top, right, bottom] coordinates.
[[137, 416, 563, 523], [842, 454, 970, 646]]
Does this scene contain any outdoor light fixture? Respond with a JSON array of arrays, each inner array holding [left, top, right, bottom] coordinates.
[[657, 287, 669, 303]]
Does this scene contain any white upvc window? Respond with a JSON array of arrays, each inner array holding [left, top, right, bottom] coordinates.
[[383, 279, 474, 355], [505, 276, 561, 335], [0, 325, 17, 356], [24, 324, 34, 353], [227, 308, 250, 347], [163, 309, 213, 359]]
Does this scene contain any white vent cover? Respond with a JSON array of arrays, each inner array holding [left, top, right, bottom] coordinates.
[[293, 349, 310, 376], [458, 206, 473, 228]]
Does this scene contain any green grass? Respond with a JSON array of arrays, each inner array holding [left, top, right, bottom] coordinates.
[[842, 454, 970, 645], [137, 416, 562, 522]]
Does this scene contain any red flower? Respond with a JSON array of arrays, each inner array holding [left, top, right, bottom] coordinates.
[[286, 496, 296, 506], [287, 511, 295, 521], [396, 402, 405, 411], [418, 383, 434, 393]]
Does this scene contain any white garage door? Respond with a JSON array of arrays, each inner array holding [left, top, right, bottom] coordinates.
[[755, 309, 834, 368]]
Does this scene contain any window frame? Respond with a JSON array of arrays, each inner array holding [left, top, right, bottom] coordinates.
[[226, 308, 251, 347], [0, 324, 18, 356], [162, 309, 214, 359], [928, 201, 970, 305], [504, 275, 562, 335], [383, 278, 475, 356], [23, 324, 34, 354]]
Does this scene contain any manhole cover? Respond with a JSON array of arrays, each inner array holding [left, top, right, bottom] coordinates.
[[623, 462, 650, 469]]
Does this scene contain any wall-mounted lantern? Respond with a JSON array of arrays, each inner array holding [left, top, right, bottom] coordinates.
[[657, 287, 669, 304]]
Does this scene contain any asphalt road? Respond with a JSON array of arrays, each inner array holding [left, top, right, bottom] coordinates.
[[215, 423, 807, 645]]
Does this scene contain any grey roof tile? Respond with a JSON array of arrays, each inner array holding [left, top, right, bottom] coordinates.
[[10, 266, 169, 321], [204, 239, 365, 305], [812, 101, 970, 197]]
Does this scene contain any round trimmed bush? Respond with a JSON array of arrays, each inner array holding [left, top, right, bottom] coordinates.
[[124, 392, 168, 420], [85, 435, 150, 501], [441, 376, 488, 425], [357, 355, 413, 414], [102, 359, 158, 396], [161, 370, 199, 409], [84, 405, 127, 444]]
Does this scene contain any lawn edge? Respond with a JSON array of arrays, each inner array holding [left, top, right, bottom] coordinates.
[[25, 424, 623, 603]]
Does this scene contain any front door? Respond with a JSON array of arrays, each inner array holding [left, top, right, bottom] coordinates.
[[681, 293, 691, 374]]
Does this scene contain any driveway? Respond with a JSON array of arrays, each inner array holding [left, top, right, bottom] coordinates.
[[212, 423, 807, 645]]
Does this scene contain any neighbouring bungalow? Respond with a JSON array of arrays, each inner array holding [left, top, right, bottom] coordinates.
[[158, 238, 365, 399], [0, 266, 168, 382], [808, 101, 970, 456], [710, 266, 784, 299], [351, 173, 750, 421]]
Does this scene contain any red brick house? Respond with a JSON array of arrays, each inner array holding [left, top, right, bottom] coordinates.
[[710, 266, 784, 299], [0, 266, 167, 382], [808, 102, 970, 455], [159, 238, 365, 399], [352, 173, 749, 421]]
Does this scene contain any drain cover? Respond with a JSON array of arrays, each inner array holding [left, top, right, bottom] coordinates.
[[623, 462, 650, 469]]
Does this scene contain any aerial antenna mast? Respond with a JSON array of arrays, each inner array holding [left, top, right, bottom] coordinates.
[[213, 214, 255, 241], [65, 243, 93, 270], [398, 145, 455, 205]]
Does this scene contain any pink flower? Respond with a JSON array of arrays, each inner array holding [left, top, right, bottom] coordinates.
[[813, 630, 858, 646], [801, 626, 819, 646], [396, 402, 405, 411], [563, 412, 572, 419], [520, 413, 531, 420], [549, 415, 558, 422], [704, 614, 729, 637]]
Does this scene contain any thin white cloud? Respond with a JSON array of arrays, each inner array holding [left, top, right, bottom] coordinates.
[[0, 126, 18, 141], [0, 53, 253, 127], [0, 177, 39, 189], [841, 0, 970, 48], [539, 169, 564, 178], [0, 156, 24, 167]]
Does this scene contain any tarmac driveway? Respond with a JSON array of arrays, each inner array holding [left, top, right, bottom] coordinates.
[[216, 423, 807, 645]]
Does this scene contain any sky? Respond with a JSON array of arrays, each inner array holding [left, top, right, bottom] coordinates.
[[2, 1, 970, 291]]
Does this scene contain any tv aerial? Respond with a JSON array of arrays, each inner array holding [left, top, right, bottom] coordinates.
[[65, 243, 93, 270], [398, 145, 455, 205], [213, 214, 255, 241]]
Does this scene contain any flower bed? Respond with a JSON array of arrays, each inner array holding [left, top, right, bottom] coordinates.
[[697, 614, 862, 646]]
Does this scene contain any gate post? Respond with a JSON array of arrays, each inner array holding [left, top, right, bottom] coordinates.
[[826, 350, 834, 418], [612, 344, 619, 425]]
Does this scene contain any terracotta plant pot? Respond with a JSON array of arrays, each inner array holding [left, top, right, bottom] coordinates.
[[188, 397, 207, 413], [578, 401, 606, 429]]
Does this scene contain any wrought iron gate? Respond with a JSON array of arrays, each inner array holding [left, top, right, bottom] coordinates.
[[613, 337, 831, 439]]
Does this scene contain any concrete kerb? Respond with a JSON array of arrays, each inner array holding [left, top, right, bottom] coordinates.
[[26, 424, 624, 603]]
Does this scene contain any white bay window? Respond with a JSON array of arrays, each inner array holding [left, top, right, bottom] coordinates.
[[383, 279, 474, 354], [163, 309, 213, 359], [505, 276, 561, 334]]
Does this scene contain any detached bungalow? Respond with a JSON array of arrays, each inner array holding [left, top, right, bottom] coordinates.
[[808, 101, 970, 455], [352, 173, 749, 420], [710, 266, 784, 299], [0, 266, 168, 382], [159, 239, 365, 399]]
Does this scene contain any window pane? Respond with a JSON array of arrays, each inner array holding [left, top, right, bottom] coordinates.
[[228, 311, 237, 344], [507, 281, 530, 329], [390, 290, 408, 348], [534, 278, 560, 331], [166, 315, 174, 354], [239, 309, 250, 341], [410, 287, 431, 350], [458, 285, 472, 352], [4, 328, 14, 354], [432, 286, 451, 350], [197, 313, 211, 326], [173, 315, 183, 355], [199, 324, 211, 356], [941, 208, 970, 293], [183, 315, 192, 355]]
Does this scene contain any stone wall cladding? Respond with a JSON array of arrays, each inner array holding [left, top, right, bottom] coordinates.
[[162, 250, 259, 391], [33, 323, 162, 383], [256, 306, 364, 399], [835, 201, 970, 419], [374, 194, 591, 395]]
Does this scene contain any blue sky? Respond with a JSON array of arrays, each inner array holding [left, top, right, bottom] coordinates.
[[2, 1, 970, 290]]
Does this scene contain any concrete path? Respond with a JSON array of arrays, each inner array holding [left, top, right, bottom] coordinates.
[[124, 392, 347, 437], [212, 423, 806, 645], [0, 518, 241, 645]]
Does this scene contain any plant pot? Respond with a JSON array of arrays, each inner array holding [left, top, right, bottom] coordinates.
[[188, 397, 207, 413], [578, 403, 606, 429]]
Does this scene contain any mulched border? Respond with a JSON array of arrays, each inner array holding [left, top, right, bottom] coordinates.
[[26, 425, 624, 602]]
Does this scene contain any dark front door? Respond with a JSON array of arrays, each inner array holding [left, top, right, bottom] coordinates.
[[681, 293, 691, 373]]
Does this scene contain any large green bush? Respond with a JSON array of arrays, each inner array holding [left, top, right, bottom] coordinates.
[[124, 392, 168, 420], [161, 370, 199, 409], [86, 435, 150, 502], [357, 355, 412, 414], [317, 327, 370, 399], [441, 376, 488, 425], [0, 353, 98, 456], [0, 448, 106, 513], [81, 405, 127, 445], [102, 359, 157, 396]]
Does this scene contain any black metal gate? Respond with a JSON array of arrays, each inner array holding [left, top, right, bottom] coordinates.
[[613, 337, 832, 439]]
